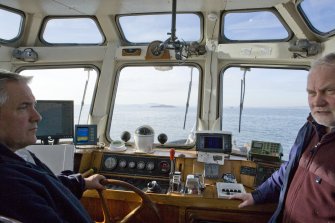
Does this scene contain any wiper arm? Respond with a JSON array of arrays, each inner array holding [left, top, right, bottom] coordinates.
[[238, 68, 249, 132], [78, 68, 91, 124], [183, 67, 193, 129]]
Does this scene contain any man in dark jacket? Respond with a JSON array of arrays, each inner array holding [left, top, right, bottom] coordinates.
[[230, 53, 335, 223], [0, 71, 106, 222]]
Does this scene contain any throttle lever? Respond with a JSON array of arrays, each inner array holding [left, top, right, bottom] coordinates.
[[170, 148, 175, 175]]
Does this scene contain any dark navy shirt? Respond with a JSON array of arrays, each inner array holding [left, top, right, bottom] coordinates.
[[0, 143, 93, 223]]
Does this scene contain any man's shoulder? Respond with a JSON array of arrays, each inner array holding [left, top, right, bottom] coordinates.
[[0, 157, 49, 185], [0, 161, 34, 181]]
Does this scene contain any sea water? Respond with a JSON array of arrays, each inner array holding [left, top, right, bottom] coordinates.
[[104, 105, 311, 161], [222, 106, 310, 161], [75, 105, 310, 161]]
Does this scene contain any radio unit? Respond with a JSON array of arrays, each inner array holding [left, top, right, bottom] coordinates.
[[249, 140, 283, 162]]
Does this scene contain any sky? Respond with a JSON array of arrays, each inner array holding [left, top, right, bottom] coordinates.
[[0, 0, 334, 108], [2, 0, 334, 154]]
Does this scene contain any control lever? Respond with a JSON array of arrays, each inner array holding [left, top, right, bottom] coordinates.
[[170, 148, 175, 175], [169, 148, 175, 192], [81, 168, 95, 177]]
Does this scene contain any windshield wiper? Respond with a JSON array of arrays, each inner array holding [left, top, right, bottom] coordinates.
[[183, 67, 194, 129], [239, 68, 249, 132], [78, 68, 92, 124]]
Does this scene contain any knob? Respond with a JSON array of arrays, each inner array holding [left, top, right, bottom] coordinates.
[[147, 180, 161, 193], [157, 133, 168, 144], [121, 131, 131, 142]]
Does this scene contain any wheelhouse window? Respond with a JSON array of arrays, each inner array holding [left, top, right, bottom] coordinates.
[[298, 0, 335, 36], [220, 67, 309, 160], [20, 67, 98, 125], [109, 65, 199, 147], [221, 10, 291, 42], [0, 6, 24, 42], [41, 17, 104, 45], [118, 13, 201, 44]]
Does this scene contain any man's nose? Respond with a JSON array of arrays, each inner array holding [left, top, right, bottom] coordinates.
[[313, 93, 327, 107], [32, 108, 42, 122]]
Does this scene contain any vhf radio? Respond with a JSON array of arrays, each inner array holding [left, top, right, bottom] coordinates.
[[245, 140, 283, 188], [249, 140, 283, 162]]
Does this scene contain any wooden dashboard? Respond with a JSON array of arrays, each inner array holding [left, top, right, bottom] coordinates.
[[76, 147, 277, 223]]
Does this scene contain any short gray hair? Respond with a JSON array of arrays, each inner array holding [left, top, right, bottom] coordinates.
[[0, 70, 32, 106], [311, 52, 335, 70]]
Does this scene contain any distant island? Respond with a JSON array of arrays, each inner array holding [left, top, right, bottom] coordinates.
[[151, 104, 176, 108]]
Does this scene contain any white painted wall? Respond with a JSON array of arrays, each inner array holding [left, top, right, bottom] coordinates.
[[25, 145, 75, 175]]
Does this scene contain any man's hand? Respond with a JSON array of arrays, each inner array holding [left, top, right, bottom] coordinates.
[[229, 193, 255, 208], [84, 174, 106, 190]]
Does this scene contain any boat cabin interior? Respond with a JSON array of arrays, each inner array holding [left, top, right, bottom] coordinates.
[[0, 0, 334, 222]]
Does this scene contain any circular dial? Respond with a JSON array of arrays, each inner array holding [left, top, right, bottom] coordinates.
[[146, 161, 155, 171], [128, 161, 136, 169], [158, 161, 170, 173], [118, 159, 127, 168], [104, 157, 117, 170], [137, 161, 146, 170]]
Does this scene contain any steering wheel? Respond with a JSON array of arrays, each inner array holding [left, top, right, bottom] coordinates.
[[96, 179, 160, 223]]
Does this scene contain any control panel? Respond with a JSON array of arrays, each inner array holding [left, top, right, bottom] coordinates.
[[254, 162, 280, 187], [99, 153, 172, 194], [216, 182, 246, 199], [100, 153, 171, 178]]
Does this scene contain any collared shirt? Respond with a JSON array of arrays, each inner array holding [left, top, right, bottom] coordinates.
[[15, 148, 36, 164]]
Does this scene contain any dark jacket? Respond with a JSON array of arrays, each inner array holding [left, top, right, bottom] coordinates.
[[251, 116, 315, 222], [0, 143, 93, 223]]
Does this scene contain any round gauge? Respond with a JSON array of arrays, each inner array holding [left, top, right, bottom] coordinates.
[[146, 161, 155, 171], [104, 157, 117, 170], [128, 161, 136, 169], [118, 159, 127, 168], [159, 161, 170, 173], [137, 161, 146, 170]]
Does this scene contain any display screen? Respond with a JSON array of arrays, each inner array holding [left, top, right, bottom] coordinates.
[[76, 127, 89, 142], [195, 132, 232, 154], [252, 141, 263, 149], [204, 136, 223, 149], [74, 124, 97, 145], [36, 100, 74, 144]]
